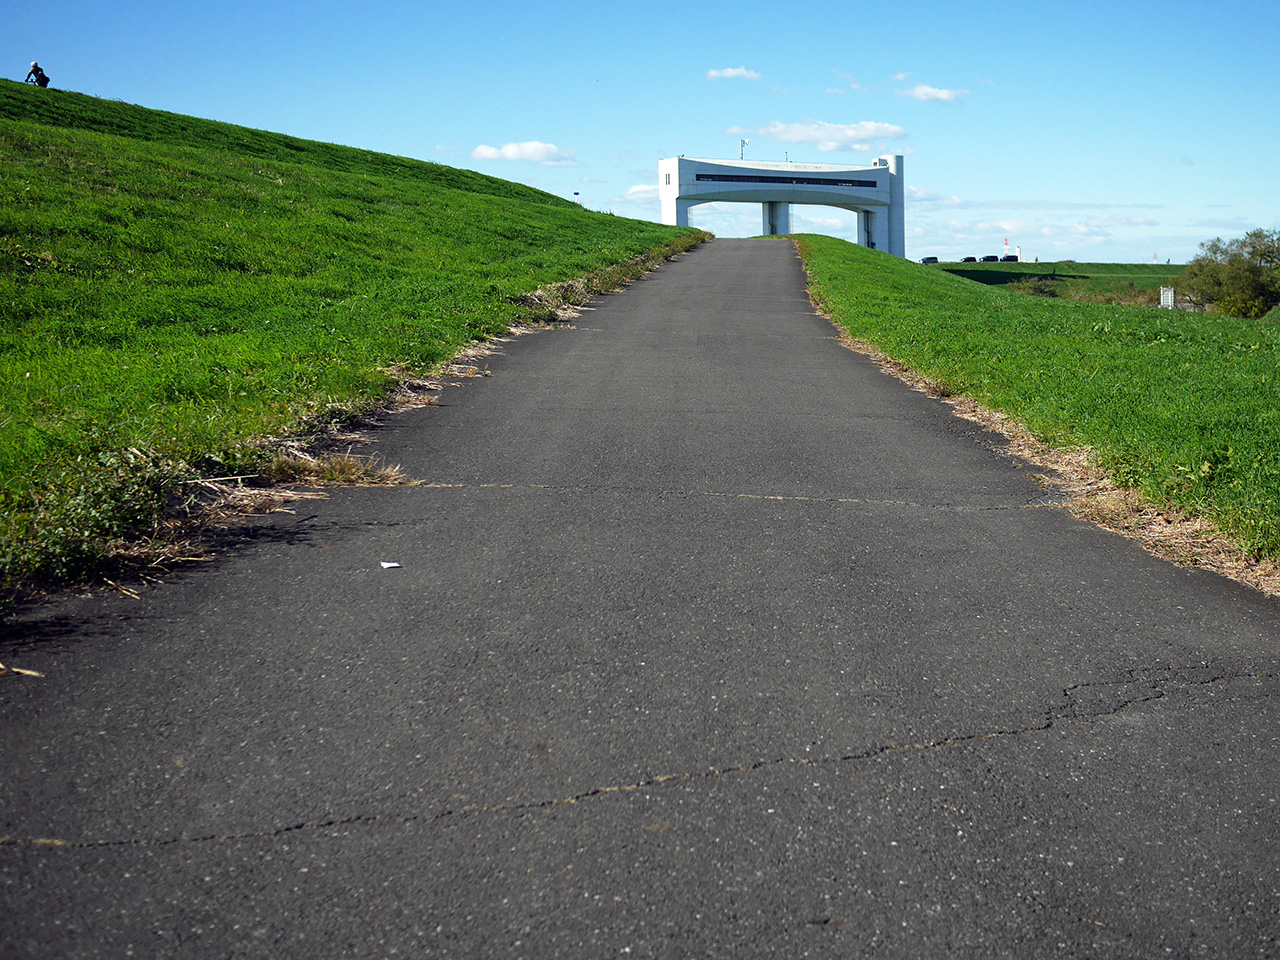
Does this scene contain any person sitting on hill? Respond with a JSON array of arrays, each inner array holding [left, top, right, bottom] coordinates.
[[25, 62, 50, 88]]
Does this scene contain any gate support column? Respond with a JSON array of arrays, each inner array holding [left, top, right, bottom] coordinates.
[[762, 201, 791, 236], [662, 196, 696, 227]]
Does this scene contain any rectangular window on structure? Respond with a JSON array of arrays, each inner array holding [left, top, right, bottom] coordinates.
[[665, 173, 671, 185]]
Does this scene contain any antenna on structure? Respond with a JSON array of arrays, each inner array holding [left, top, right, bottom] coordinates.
[[740, 139, 749, 160]]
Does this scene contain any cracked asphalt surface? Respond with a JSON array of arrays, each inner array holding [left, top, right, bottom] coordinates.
[[3, 238, 1280, 958]]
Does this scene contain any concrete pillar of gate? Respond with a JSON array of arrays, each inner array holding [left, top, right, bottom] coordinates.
[[662, 196, 696, 227], [762, 201, 791, 235], [868, 207, 889, 253], [886, 154, 905, 257], [857, 210, 873, 248]]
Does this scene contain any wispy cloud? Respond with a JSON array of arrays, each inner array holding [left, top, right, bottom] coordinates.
[[752, 119, 907, 152], [1189, 216, 1252, 230], [707, 66, 761, 80], [892, 72, 912, 82], [624, 184, 660, 202], [798, 215, 848, 229], [923, 197, 1163, 212], [833, 71, 866, 91], [896, 84, 969, 102], [908, 186, 962, 208], [470, 141, 577, 166], [1095, 215, 1159, 228]]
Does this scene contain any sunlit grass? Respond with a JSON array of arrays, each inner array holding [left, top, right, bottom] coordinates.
[[798, 235, 1280, 556], [0, 81, 705, 601]]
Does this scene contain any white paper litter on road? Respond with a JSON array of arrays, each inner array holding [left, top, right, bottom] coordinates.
[[380, 562, 402, 569]]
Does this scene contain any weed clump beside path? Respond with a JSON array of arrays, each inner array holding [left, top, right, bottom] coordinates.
[[797, 235, 1280, 565], [0, 81, 706, 609]]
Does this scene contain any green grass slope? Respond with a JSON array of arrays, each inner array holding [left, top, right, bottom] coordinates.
[[0, 80, 704, 602], [798, 235, 1280, 556], [938, 261, 1183, 305], [938, 261, 1182, 291], [0, 81, 568, 207]]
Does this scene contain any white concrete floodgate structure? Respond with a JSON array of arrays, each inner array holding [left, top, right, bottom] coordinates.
[[658, 155, 906, 257]]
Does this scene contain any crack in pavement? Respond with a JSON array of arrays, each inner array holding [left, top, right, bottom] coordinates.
[[1060, 666, 1276, 718], [385, 481, 1057, 513], [6, 669, 1271, 853]]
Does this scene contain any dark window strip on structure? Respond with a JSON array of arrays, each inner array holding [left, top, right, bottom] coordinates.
[[694, 174, 880, 188]]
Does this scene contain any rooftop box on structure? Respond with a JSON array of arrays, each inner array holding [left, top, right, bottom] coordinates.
[[658, 155, 905, 257]]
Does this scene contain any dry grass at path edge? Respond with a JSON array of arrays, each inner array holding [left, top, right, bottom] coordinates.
[[825, 327, 1280, 599]]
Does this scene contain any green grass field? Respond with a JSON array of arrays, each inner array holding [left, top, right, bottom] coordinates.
[[939, 261, 1181, 288], [936, 260, 1183, 304], [799, 235, 1280, 556], [0, 81, 705, 602]]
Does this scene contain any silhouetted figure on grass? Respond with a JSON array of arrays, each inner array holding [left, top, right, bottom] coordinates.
[[25, 62, 49, 88]]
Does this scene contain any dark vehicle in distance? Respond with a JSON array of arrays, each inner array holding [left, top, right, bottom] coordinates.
[[920, 256, 939, 264], [980, 255, 999, 262], [1000, 255, 1019, 262], [960, 256, 977, 262]]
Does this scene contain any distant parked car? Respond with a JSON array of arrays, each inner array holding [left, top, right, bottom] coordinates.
[[1000, 255, 1019, 262], [960, 256, 977, 263], [979, 255, 999, 262], [920, 256, 939, 264]]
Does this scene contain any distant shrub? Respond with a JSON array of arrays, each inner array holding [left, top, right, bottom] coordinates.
[[1179, 229, 1280, 319]]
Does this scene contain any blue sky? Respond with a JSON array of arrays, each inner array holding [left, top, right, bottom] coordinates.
[[8, 0, 1278, 262]]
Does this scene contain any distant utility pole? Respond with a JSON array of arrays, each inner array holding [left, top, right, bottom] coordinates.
[[740, 139, 749, 160]]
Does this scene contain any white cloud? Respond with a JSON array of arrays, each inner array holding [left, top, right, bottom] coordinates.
[[994, 219, 1041, 234], [825, 88, 843, 95], [754, 119, 906, 152], [896, 84, 969, 102], [908, 186, 962, 207], [1102, 215, 1158, 227], [921, 197, 1163, 213], [833, 71, 866, 91], [800, 216, 847, 229], [624, 184, 659, 202], [470, 141, 577, 166], [892, 72, 912, 82], [1190, 216, 1251, 229], [707, 66, 762, 80]]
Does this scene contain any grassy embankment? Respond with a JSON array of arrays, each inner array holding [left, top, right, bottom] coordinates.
[[938, 261, 1183, 305], [0, 81, 706, 605], [798, 235, 1280, 557]]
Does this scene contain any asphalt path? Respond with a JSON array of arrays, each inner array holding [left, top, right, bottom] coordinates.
[[3, 238, 1279, 958]]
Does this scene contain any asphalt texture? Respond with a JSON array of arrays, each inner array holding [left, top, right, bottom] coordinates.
[[3, 237, 1280, 958]]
